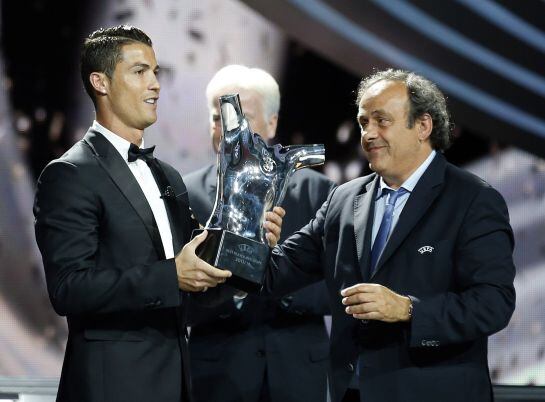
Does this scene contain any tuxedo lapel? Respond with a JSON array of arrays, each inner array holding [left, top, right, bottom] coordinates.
[[371, 154, 446, 278], [353, 176, 378, 278], [155, 159, 189, 251], [83, 130, 166, 259]]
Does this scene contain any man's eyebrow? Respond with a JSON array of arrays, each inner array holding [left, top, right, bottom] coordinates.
[[357, 108, 390, 121], [130, 63, 159, 70], [130, 62, 149, 69]]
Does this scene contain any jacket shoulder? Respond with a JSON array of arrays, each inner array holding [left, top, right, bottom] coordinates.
[[444, 162, 497, 196], [319, 174, 376, 222], [444, 161, 508, 212], [57, 140, 95, 164], [39, 140, 98, 178], [333, 174, 376, 198], [445, 162, 489, 186]]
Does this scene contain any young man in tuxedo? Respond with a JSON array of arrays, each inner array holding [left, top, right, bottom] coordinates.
[[266, 69, 516, 402], [184, 65, 335, 402], [33, 26, 282, 402]]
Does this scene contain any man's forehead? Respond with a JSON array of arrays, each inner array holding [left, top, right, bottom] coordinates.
[[119, 43, 156, 64], [358, 80, 408, 111]]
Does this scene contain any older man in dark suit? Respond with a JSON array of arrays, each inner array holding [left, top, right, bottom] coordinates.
[[184, 65, 335, 402], [266, 69, 516, 402], [33, 27, 282, 402]]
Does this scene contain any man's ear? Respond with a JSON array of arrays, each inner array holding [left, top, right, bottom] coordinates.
[[266, 113, 279, 140], [89, 72, 109, 96], [417, 113, 433, 142]]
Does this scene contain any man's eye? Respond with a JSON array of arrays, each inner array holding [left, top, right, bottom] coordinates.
[[359, 121, 368, 129]]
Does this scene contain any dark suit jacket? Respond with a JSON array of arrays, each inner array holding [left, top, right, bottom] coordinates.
[[184, 164, 335, 402], [34, 129, 198, 402], [266, 153, 516, 402]]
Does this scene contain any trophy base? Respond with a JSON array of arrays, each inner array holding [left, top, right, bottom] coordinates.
[[192, 228, 270, 293]]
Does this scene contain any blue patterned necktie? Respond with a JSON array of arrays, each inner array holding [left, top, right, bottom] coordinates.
[[369, 187, 408, 276]]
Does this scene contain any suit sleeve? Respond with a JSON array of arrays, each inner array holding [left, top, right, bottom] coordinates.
[[408, 186, 516, 347], [265, 187, 337, 297], [277, 178, 336, 316], [34, 161, 181, 317]]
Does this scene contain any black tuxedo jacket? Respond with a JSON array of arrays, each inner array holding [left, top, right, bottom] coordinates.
[[267, 153, 516, 402], [34, 129, 198, 402], [184, 164, 335, 402]]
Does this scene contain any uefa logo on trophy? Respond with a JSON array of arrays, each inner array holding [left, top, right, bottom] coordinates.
[[193, 94, 325, 292]]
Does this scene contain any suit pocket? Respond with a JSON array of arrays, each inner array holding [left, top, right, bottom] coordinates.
[[84, 328, 145, 342], [309, 342, 330, 362]]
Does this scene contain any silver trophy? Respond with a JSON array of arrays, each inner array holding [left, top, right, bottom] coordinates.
[[194, 94, 325, 292]]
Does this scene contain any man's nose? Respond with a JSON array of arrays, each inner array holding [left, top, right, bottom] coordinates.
[[362, 125, 378, 142], [150, 74, 160, 91]]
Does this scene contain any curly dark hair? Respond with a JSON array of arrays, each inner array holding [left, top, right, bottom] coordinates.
[[356, 69, 453, 151], [80, 25, 152, 105]]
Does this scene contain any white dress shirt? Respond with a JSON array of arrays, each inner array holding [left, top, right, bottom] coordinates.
[[93, 120, 174, 259]]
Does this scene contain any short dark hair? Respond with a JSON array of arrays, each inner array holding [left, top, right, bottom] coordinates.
[[356, 69, 453, 151], [80, 25, 152, 105]]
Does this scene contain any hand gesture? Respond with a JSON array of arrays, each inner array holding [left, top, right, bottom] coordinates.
[[264, 206, 285, 247], [341, 283, 411, 322], [175, 230, 232, 292]]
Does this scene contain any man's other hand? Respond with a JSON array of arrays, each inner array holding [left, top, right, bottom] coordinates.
[[341, 283, 411, 322], [264, 206, 285, 247], [175, 230, 232, 292]]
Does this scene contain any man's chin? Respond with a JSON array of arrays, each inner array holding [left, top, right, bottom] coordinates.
[[142, 116, 158, 129], [368, 161, 384, 174]]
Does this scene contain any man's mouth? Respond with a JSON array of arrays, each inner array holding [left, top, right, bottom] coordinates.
[[366, 145, 385, 152], [144, 97, 158, 105]]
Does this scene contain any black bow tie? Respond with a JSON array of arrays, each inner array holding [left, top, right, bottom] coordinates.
[[128, 143, 156, 163]]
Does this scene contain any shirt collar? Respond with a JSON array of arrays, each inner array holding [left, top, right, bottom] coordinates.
[[376, 150, 437, 199], [92, 120, 145, 162]]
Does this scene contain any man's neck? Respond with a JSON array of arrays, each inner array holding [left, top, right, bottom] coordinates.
[[382, 149, 434, 189], [95, 115, 144, 146]]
